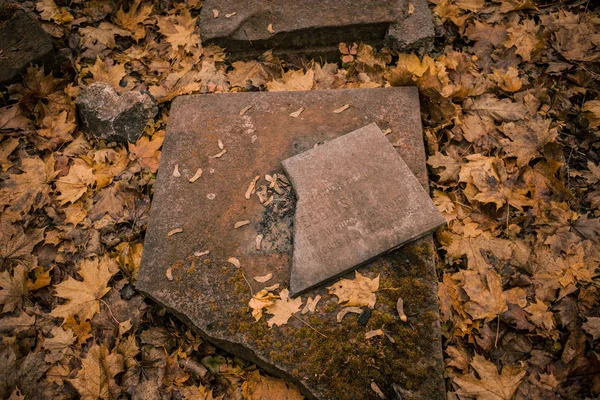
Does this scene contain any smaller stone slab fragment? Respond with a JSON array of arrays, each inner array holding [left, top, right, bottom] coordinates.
[[0, 2, 54, 86], [283, 123, 445, 295], [200, 0, 433, 60]]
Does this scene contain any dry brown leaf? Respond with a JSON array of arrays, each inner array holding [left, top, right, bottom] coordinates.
[[55, 159, 94, 205], [0, 264, 28, 313], [36, 0, 74, 24], [503, 19, 544, 62], [52, 257, 118, 321], [70, 343, 124, 400], [266, 69, 314, 92], [241, 370, 303, 400], [328, 271, 379, 308], [114, 0, 153, 41], [128, 135, 163, 173], [454, 354, 526, 400]]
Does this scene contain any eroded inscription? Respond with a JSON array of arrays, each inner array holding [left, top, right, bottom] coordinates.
[[283, 123, 446, 295]]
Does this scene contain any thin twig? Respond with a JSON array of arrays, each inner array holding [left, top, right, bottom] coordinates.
[[292, 314, 327, 338]]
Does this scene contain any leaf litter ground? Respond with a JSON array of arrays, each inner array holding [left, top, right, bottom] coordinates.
[[1, 0, 600, 399]]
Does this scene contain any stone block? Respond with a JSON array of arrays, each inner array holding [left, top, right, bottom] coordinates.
[[76, 82, 158, 144], [200, 0, 434, 60], [0, 2, 54, 86], [137, 87, 445, 399]]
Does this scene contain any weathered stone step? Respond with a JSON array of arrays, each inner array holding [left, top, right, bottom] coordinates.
[[200, 0, 434, 60]]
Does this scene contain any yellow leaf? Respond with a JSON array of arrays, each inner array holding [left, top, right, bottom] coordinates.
[[266, 69, 314, 92], [241, 370, 303, 400], [115, 0, 153, 41], [36, 0, 74, 24], [265, 289, 303, 327], [55, 159, 94, 205], [454, 353, 526, 400], [328, 271, 379, 308], [79, 22, 131, 50], [51, 257, 117, 321], [85, 58, 133, 93], [157, 9, 201, 56], [248, 289, 277, 322]]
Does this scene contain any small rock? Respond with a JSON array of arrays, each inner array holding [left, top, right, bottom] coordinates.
[[0, 2, 54, 86], [76, 82, 158, 143]]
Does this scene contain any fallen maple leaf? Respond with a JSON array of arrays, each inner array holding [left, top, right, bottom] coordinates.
[[463, 94, 528, 122], [70, 343, 124, 400], [36, 0, 73, 24], [79, 22, 132, 51], [114, 0, 153, 41], [128, 135, 163, 173], [52, 257, 118, 322], [55, 159, 94, 205], [500, 117, 558, 167], [0, 264, 28, 313], [266, 69, 314, 92], [241, 370, 303, 400], [503, 18, 544, 62], [582, 100, 600, 129], [0, 156, 56, 220], [264, 289, 302, 327], [248, 289, 277, 321], [525, 299, 555, 332], [85, 58, 133, 93], [459, 269, 527, 321], [328, 271, 379, 308], [157, 9, 200, 57], [454, 353, 526, 400]]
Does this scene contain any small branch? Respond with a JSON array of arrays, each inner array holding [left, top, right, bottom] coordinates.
[[293, 314, 327, 338]]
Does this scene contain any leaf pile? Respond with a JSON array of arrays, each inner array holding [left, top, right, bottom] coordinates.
[[0, 0, 599, 398]]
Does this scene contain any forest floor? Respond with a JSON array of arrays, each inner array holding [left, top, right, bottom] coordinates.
[[1, 0, 600, 399]]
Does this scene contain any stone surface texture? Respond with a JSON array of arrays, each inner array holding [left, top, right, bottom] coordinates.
[[200, 0, 434, 60], [0, 2, 54, 86], [283, 123, 445, 295], [76, 82, 158, 143], [137, 87, 445, 399]]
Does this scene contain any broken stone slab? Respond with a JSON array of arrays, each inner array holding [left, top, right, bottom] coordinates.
[[137, 87, 445, 399], [200, 0, 434, 60], [283, 123, 445, 296], [0, 2, 54, 86], [76, 82, 158, 143]]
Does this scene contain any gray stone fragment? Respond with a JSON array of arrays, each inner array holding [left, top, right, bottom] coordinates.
[[200, 0, 434, 60], [76, 82, 158, 143], [283, 123, 446, 296], [386, 0, 435, 54], [0, 2, 54, 86]]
